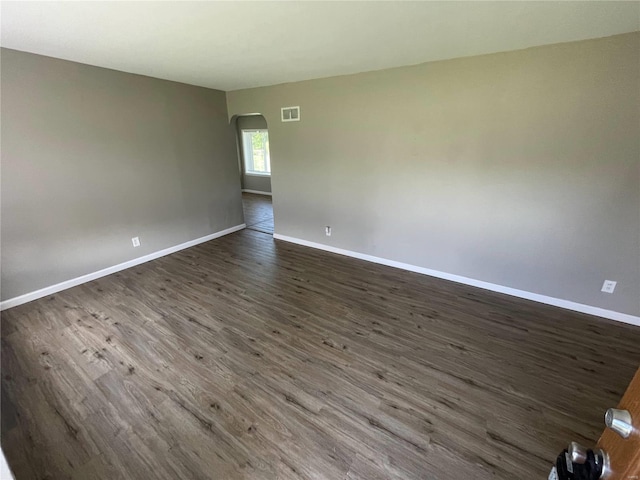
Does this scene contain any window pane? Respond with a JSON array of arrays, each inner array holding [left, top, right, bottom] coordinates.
[[242, 130, 270, 175]]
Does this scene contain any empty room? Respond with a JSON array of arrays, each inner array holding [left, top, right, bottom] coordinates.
[[1, 2, 639, 479]]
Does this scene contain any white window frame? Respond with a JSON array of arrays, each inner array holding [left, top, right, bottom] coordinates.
[[241, 129, 271, 176]]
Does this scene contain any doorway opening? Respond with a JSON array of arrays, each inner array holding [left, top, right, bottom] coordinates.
[[242, 192, 273, 235], [234, 114, 274, 235]]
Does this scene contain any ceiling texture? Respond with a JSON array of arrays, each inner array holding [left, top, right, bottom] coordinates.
[[1, 1, 639, 91]]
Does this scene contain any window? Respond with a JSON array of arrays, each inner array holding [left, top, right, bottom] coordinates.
[[241, 129, 271, 176]]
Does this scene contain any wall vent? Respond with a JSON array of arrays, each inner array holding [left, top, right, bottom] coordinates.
[[281, 106, 300, 122]]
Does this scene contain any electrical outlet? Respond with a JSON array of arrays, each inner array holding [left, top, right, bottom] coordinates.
[[325, 226, 331, 237], [132, 237, 141, 248], [601, 280, 616, 293]]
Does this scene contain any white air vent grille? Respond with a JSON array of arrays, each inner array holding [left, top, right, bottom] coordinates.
[[281, 106, 300, 122]]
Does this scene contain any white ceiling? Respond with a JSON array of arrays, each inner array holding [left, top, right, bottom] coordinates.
[[1, 1, 639, 91]]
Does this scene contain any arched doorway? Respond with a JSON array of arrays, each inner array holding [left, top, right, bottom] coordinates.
[[233, 114, 274, 235]]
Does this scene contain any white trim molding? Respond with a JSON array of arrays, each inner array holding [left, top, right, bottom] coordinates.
[[273, 234, 640, 328], [242, 189, 272, 196], [0, 224, 246, 311], [0, 447, 14, 480]]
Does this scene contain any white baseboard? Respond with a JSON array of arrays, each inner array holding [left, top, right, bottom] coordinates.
[[273, 234, 640, 328], [242, 189, 272, 196], [0, 224, 246, 311], [0, 447, 14, 480]]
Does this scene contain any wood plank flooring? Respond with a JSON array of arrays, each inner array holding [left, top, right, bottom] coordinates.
[[242, 193, 274, 234], [2, 228, 640, 479]]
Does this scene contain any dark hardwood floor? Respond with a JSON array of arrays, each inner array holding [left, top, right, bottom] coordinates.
[[2, 228, 640, 479], [242, 192, 273, 234]]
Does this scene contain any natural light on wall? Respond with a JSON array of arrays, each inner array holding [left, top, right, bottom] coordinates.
[[242, 129, 271, 175]]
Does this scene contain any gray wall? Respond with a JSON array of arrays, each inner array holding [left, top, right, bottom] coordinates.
[[236, 115, 272, 193], [227, 32, 640, 317], [1, 48, 244, 302]]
